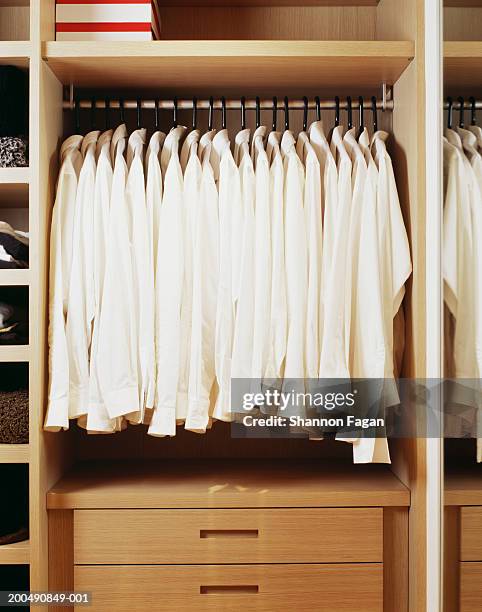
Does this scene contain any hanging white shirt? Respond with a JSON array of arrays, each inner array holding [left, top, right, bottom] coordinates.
[[97, 124, 140, 420], [149, 126, 187, 436], [296, 131, 322, 379], [212, 129, 241, 424], [281, 130, 307, 380], [184, 130, 219, 433], [65, 130, 100, 421], [250, 126, 272, 387], [44, 134, 83, 431], [145, 130, 167, 279], [264, 131, 287, 384], [232, 129, 256, 381], [178, 129, 201, 427]]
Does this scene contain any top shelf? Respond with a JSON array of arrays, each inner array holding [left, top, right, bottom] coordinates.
[[444, 41, 482, 91], [444, 0, 482, 6], [0, 41, 30, 68], [43, 40, 414, 95], [159, 0, 380, 4]]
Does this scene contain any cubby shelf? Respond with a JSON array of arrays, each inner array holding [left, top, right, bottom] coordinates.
[[446, 469, 482, 506], [0, 270, 30, 286], [160, 0, 380, 4], [445, 0, 482, 6], [0, 168, 29, 210], [0, 41, 30, 68], [0, 345, 29, 362], [0, 444, 29, 463], [0, 539, 29, 565], [444, 41, 482, 89], [43, 40, 414, 95]]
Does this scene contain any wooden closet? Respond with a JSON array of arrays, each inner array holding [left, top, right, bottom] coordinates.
[[0, 0, 430, 610]]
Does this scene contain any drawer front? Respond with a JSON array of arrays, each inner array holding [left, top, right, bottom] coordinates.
[[74, 564, 383, 612], [461, 507, 482, 561], [74, 507, 383, 564], [460, 562, 482, 612]]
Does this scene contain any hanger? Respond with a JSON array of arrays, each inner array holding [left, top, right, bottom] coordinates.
[[315, 96, 321, 122], [221, 96, 227, 130], [208, 96, 214, 131], [284, 96, 289, 131], [255, 96, 261, 129], [470, 96, 477, 126], [119, 98, 125, 124], [192, 97, 197, 130], [303, 96, 308, 132], [105, 98, 110, 130], [272, 96, 277, 131], [358, 96, 364, 138], [334, 96, 340, 128], [90, 97, 96, 130], [172, 97, 178, 129], [136, 99, 141, 129], [74, 98, 80, 133], [458, 96, 465, 129], [241, 97, 246, 130], [371, 96, 378, 133], [447, 97, 453, 130], [154, 99, 159, 130], [347, 96, 353, 130]]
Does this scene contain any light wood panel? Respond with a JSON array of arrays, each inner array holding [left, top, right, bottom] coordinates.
[[0, 540, 29, 565], [444, 507, 461, 612], [47, 461, 410, 509], [74, 508, 383, 564], [444, 7, 482, 40], [446, 469, 482, 505], [0, 444, 29, 462], [445, 0, 482, 6], [0, 270, 30, 286], [42, 41, 414, 95], [74, 564, 383, 612], [0, 41, 30, 67], [461, 507, 482, 560], [383, 507, 409, 612], [0, 345, 29, 361], [159, 7, 376, 40], [444, 42, 482, 92], [460, 562, 482, 611], [0, 6, 29, 41], [0, 168, 29, 209]]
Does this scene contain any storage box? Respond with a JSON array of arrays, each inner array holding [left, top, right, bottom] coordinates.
[[56, 1, 161, 41]]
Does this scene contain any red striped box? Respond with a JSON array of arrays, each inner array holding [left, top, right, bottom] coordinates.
[[56, 0, 161, 41]]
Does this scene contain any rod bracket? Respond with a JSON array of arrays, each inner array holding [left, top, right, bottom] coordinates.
[[382, 83, 393, 112]]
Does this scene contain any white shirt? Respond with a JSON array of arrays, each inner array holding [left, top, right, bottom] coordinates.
[[149, 126, 187, 436], [44, 134, 83, 431], [212, 129, 240, 424], [183, 130, 219, 434], [97, 124, 140, 420], [145, 131, 167, 279]]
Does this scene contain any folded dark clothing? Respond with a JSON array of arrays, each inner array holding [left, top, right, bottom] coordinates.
[[0, 233, 28, 264], [0, 136, 28, 167], [0, 260, 23, 269], [0, 301, 28, 345], [0, 389, 29, 444], [0, 526, 28, 546]]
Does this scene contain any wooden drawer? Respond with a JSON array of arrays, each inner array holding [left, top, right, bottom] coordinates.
[[460, 562, 482, 612], [74, 564, 383, 612], [74, 507, 382, 564], [461, 507, 482, 561]]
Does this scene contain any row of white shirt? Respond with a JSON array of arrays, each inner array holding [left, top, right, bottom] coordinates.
[[443, 125, 482, 463], [45, 121, 411, 464]]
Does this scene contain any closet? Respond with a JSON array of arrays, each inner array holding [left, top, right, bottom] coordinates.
[[0, 0, 428, 610], [443, 1, 482, 611]]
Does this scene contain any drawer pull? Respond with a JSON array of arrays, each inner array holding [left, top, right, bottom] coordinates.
[[200, 585, 259, 595], [200, 529, 259, 539]]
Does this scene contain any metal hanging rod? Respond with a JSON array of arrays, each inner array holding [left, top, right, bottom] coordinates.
[[444, 99, 482, 110], [63, 97, 394, 112]]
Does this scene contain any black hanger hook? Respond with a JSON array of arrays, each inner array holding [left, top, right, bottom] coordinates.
[[303, 96, 308, 132], [136, 99, 141, 129], [255, 96, 261, 129], [241, 97, 246, 130], [315, 96, 321, 122], [458, 96, 465, 129], [105, 98, 110, 130], [347, 96, 353, 130], [221, 96, 227, 130], [272, 96, 277, 131], [470, 96, 477, 126], [447, 97, 453, 130], [192, 97, 197, 129], [371, 96, 378, 133], [119, 98, 125, 124], [172, 97, 178, 129], [208, 96, 214, 131], [335, 96, 340, 128], [358, 96, 364, 137], [74, 97, 81, 133], [284, 96, 289, 131], [90, 97, 96, 130]]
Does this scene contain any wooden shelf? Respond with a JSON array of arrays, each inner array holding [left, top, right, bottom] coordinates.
[[0, 41, 30, 68], [0, 168, 29, 209], [43, 40, 414, 95], [0, 444, 29, 463], [160, 0, 380, 4], [47, 460, 410, 509], [445, 0, 482, 6], [444, 42, 482, 90], [0, 269, 30, 286], [446, 468, 482, 506], [0, 539, 29, 565], [0, 345, 29, 362]]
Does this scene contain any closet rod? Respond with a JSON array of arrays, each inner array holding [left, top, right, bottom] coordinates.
[[443, 100, 482, 110], [63, 97, 394, 112]]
